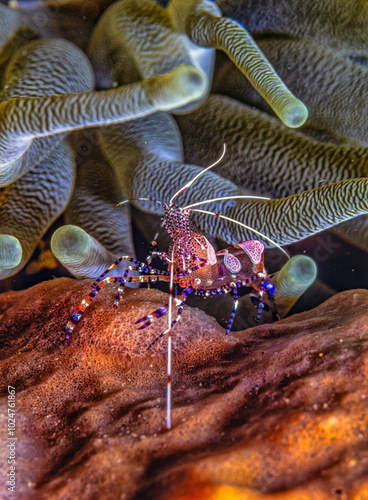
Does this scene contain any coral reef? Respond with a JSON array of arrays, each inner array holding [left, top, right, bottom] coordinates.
[[1, 278, 368, 499]]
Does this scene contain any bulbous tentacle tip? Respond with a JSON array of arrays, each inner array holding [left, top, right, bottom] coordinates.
[[51, 225, 92, 266], [291, 255, 318, 285], [273, 255, 317, 317], [149, 64, 208, 111], [280, 99, 309, 128], [274, 254, 317, 293], [0, 234, 22, 269], [51, 224, 134, 280]]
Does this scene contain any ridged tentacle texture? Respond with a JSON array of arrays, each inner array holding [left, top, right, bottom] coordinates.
[[184, 0, 308, 127], [176, 94, 368, 198], [0, 140, 75, 279], [98, 112, 368, 246], [65, 145, 135, 259], [1, 62, 205, 141]]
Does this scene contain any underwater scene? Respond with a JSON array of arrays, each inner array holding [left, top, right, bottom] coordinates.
[[0, 0, 368, 498]]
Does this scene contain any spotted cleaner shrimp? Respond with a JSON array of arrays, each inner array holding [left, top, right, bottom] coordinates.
[[63, 145, 289, 429]]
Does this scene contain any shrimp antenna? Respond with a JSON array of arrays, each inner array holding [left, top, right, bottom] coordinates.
[[191, 208, 290, 258], [183, 194, 271, 210], [169, 144, 227, 205], [114, 197, 163, 209], [166, 246, 175, 430]]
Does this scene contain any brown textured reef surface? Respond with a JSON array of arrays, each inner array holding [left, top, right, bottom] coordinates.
[[1, 278, 368, 500]]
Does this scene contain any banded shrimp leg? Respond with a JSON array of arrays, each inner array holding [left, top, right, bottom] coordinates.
[[62, 255, 170, 341]]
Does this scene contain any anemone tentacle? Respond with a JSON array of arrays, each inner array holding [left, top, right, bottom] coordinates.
[[183, 0, 308, 127]]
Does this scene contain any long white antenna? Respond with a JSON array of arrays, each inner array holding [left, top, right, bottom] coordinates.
[[166, 246, 175, 430], [191, 208, 290, 258], [169, 144, 227, 205], [114, 197, 163, 208], [183, 194, 270, 210]]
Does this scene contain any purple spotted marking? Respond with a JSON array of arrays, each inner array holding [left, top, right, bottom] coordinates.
[[224, 253, 242, 273], [236, 240, 264, 264], [206, 238, 217, 265]]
